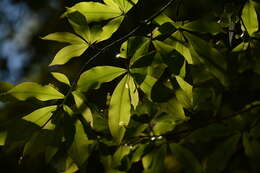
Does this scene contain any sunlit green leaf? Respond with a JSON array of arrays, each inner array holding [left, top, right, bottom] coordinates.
[[22, 105, 57, 129], [119, 37, 150, 65], [139, 75, 157, 100], [98, 16, 124, 42], [41, 32, 85, 44], [112, 145, 131, 167], [49, 44, 88, 66], [111, 0, 138, 13], [77, 66, 126, 92], [51, 72, 71, 86], [72, 91, 93, 126], [170, 143, 202, 173], [109, 75, 131, 144], [65, 2, 122, 23], [6, 82, 64, 101], [241, 0, 259, 36]]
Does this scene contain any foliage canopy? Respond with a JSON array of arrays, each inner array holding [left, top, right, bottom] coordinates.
[[1, 0, 260, 172]]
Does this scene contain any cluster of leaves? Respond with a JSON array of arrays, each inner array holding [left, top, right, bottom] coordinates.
[[1, 0, 260, 172]]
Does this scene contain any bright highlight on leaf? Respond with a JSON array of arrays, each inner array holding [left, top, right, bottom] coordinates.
[[7, 82, 64, 101]]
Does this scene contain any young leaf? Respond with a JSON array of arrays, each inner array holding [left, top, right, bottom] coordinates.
[[77, 66, 126, 92], [51, 72, 71, 86], [41, 32, 85, 44], [241, 0, 259, 36], [7, 82, 64, 101], [72, 91, 93, 126], [69, 120, 95, 167], [205, 134, 240, 173], [108, 75, 131, 144], [22, 105, 57, 129], [170, 143, 202, 173], [49, 44, 88, 66]]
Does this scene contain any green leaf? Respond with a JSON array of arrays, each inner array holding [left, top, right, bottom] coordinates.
[[112, 145, 131, 167], [182, 18, 222, 35], [72, 91, 93, 127], [205, 134, 240, 173], [175, 76, 193, 108], [119, 37, 150, 65], [184, 32, 229, 86], [45, 146, 58, 163], [69, 120, 95, 167], [0, 82, 14, 102], [241, 0, 259, 36], [140, 75, 157, 100], [159, 98, 187, 123], [23, 131, 56, 157], [152, 114, 176, 135], [41, 32, 85, 44], [128, 75, 139, 109], [111, 0, 138, 13], [131, 144, 147, 163], [153, 40, 193, 64], [77, 66, 126, 92], [49, 44, 88, 66], [170, 143, 202, 173], [108, 75, 131, 144], [98, 16, 124, 42], [52, 155, 79, 173], [0, 131, 7, 146], [65, 2, 122, 23], [6, 82, 64, 101], [51, 72, 71, 86], [22, 105, 57, 129], [142, 145, 167, 173]]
